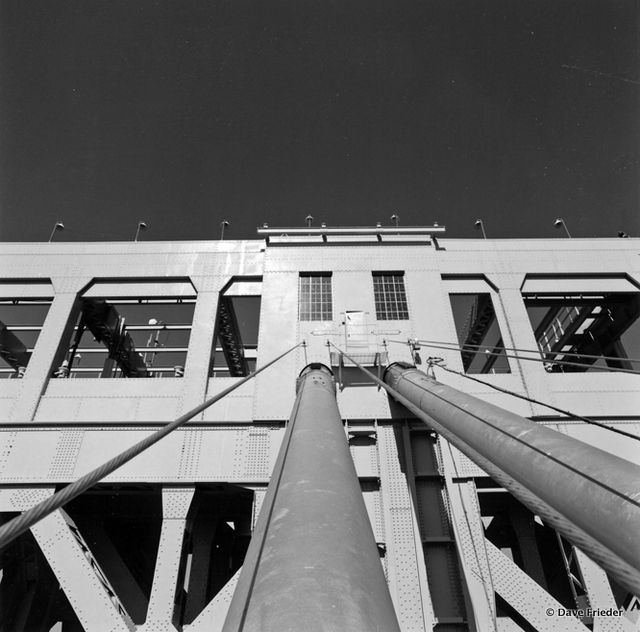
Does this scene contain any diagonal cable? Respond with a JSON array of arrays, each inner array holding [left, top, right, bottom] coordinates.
[[411, 337, 640, 365], [329, 341, 640, 596], [387, 339, 640, 375], [428, 358, 640, 441], [0, 342, 302, 551]]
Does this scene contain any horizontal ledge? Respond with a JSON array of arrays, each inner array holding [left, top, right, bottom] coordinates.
[[257, 225, 445, 236]]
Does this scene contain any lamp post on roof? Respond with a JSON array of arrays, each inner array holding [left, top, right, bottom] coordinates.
[[48, 221, 65, 243], [474, 219, 487, 239], [390, 213, 399, 228], [220, 220, 230, 240], [305, 214, 314, 228], [554, 217, 572, 238], [134, 221, 148, 242]]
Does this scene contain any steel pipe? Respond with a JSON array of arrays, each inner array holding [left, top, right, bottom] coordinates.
[[223, 364, 400, 632], [384, 362, 640, 588]]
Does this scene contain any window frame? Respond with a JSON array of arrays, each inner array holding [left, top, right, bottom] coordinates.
[[299, 272, 333, 322], [448, 292, 511, 374], [372, 271, 409, 321], [0, 296, 54, 378], [53, 279, 198, 380]]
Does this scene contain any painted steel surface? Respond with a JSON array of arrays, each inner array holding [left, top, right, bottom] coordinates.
[[384, 363, 640, 591], [1, 237, 639, 631], [223, 365, 401, 632], [0, 344, 300, 551]]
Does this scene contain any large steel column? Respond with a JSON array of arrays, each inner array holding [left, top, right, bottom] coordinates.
[[383, 362, 640, 594], [223, 364, 400, 632]]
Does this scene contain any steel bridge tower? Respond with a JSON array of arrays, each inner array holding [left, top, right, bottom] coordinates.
[[0, 226, 639, 631]]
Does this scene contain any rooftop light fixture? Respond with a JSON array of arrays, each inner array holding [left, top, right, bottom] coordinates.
[[390, 214, 399, 228], [220, 220, 230, 240], [554, 217, 572, 238], [48, 221, 65, 243], [305, 214, 314, 228], [134, 221, 148, 242], [474, 219, 487, 239]]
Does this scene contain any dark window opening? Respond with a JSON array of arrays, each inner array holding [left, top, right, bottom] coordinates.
[[55, 297, 195, 379], [523, 292, 640, 372], [449, 294, 510, 373], [299, 272, 333, 321], [372, 272, 409, 320], [211, 294, 261, 378], [0, 298, 52, 379]]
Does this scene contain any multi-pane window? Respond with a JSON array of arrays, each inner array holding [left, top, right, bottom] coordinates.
[[299, 273, 333, 321], [372, 272, 409, 320]]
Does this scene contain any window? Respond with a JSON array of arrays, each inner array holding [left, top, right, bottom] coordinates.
[[299, 273, 333, 321], [0, 281, 54, 379], [523, 292, 640, 372], [54, 280, 196, 379], [449, 293, 510, 373], [372, 272, 409, 320], [0, 298, 53, 379], [211, 278, 262, 378]]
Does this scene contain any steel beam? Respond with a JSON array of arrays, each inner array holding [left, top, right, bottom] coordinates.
[[216, 297, 248, 377], [223, 364, 401, 632], [31, 508, 135, 631], [572, 549, 636, 632], [485, 538, 589, 632], [183, 568, 241, 632], [377, 424, 436, 630], [383, 363, 640, 594], [139, 487, 195, 632]]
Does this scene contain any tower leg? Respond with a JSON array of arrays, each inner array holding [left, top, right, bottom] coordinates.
[[223, 364, 401, 632]]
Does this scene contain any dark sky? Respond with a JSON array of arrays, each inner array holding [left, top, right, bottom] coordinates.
[[1, 0, 638, 242]]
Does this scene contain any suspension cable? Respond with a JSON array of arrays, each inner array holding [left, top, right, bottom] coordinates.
[[387, 339, 640, 376], [329, 342, 640, 596], [411, 338, 640, 365], [0, 342, 303, 551], [426, 357, 640, 442]]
